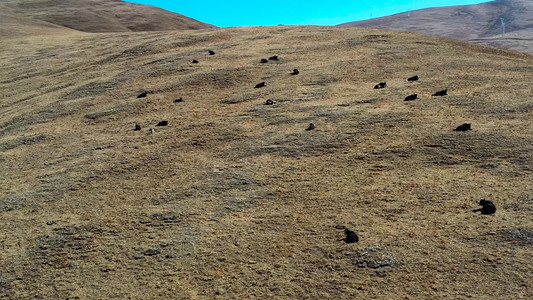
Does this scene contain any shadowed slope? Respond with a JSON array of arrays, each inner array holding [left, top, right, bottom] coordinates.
[[340, 0, 532, 53], [470, 28, 533, 53], [0, 26, 532, 299], [0, 0, 216, 33]]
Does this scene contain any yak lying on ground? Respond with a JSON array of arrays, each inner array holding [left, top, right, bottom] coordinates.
[[433, 89, 448, 96], [473, 199, 496, 215], [404, 94, 418, 101], [255, 82, 266, 88], [454, 123, 471, 131], [407, 75, 419, 82], [374, 82, 387, 89], [342, 228, 359, 243]]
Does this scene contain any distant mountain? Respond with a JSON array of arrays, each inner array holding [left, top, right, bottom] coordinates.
[[339, 0, 532, 53], [0, 0, 216, 33]]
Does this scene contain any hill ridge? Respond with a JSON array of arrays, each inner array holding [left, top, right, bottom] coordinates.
[[0, 0, 216, 34]]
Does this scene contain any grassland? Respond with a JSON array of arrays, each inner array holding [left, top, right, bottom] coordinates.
[[0, 26, 532, 299]]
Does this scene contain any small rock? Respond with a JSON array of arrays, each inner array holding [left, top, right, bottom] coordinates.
[[366, 256, 394, 269], [143, 247, 161, 256], [215, 288, 227, 295]]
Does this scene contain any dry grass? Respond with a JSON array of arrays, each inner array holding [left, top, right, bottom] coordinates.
[[0, 26, 532, 299]]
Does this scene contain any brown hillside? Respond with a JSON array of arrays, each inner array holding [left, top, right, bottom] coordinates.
[[0, 0, 216, 33], [0, 26, 532, 299], [340, 0, 532, 53], [471, 28, 533, 53]]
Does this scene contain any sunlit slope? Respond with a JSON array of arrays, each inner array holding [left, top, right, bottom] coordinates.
[[0, 26, 532, 299]]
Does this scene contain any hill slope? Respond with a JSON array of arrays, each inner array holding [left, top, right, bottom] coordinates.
[[0, 27, 532, 299], [0, 11, 78, 39], [0, 0, 216, 33], [471, 28, 533, 53], [340, 0, 532, 53]]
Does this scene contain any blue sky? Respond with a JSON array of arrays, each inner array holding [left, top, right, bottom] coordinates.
[[126, 0, 491, 27]]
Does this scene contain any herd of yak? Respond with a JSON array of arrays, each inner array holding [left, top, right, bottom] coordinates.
[[130, 50, 495, 243]]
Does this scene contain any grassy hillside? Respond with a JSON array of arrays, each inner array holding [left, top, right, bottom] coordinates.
[[0, 26, 532, 299], [0, 0, 216, 33], [0, 11, 77, 39], [471, 29, 533, 54]]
